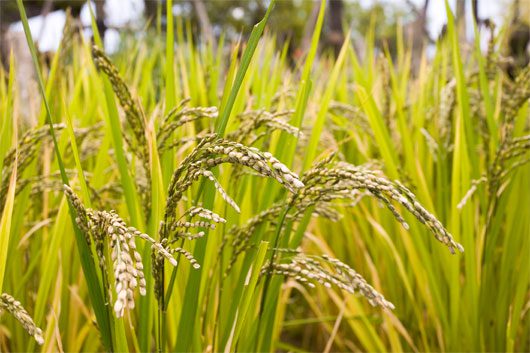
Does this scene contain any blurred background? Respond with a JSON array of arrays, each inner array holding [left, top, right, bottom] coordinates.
[[0, 2, 529, 352], [0, 1, 526, 56], [0, 0, 528, 116]]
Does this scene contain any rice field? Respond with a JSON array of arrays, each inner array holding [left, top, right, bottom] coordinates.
[[0, 1, 529, 352]]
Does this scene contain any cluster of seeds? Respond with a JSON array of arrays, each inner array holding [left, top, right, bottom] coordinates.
[[90, 210, 148, 317], [226, 155, 463, 279], [57, 8, 79, 70], [0, 122, 116, 213], [457, 176, 488, 209], [0, 293, 44, 345], [65, 122, 105, 160], [261, 252, 395, 310], [64, 184, 91, 239], [160, 206, 226, 243], [378, 57, 401, 146], [223, 205, 284, 275], [486, 66, 530, 201], [186, 206, 226, 224], [227, 161, 464, 280], [162, 134, 304, 238], [162, 135, 216, 222], [320, 255, 395, 309], [158, 98, 218, 150], [63, 185, 186, 318], [448, 61, 530, 216], [168, 247, 200, 269], [195, 169, 240, 212], [153, 204, 227, 301], [484, 21, 497, 80], [17, 170, 72, 197], [468, 88, 491, 144], [171, 220, 215, 230], [92, 46, 151, 213], [150, 240, 201, 300], [271, 88, 296, 107], [328, 101, 373, 138], [154, 135, 304, 304], [438, 79, 456, 147], [1, 125, 64, 173], [201, 140, 305, 191], [298, 159, 464, 254], [227, 109, 300, 145], [500, 66, 530, 144], [0, 124, 65, 210], [172, 230, 205, 240], [92, 46, 146, 154]]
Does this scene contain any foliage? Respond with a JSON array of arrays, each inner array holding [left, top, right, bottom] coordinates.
[[0, 1, 528, 352]]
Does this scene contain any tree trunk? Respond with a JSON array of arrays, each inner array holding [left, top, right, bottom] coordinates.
[[144, 0, 159, 25], [472, 0, 480, 25], [456, 0, 466, 42], [327, 0, 344, 55], [95, 0, 106, 40], [193, 0, 214, 43], [300, 2, 320, 55]]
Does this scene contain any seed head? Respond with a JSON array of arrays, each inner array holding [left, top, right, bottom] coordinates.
[[0, 293, 44, 345]]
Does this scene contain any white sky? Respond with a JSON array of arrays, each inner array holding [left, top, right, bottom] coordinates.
[[10, 0, 507, 53], [421, 0, 505, 39], [357, 0, 507, 39], [10, 0, 145, 52]]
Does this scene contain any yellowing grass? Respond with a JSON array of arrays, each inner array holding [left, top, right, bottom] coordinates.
[[0, 2, 528, 352]]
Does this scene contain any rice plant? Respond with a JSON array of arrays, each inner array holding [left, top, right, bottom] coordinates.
[[0, 0, 528, 352]]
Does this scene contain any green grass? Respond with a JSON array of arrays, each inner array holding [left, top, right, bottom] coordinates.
[[0, 2, 528, 352]]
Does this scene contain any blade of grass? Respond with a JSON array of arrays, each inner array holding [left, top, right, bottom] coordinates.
[[216, 0, 276, 136], [0, 53, 15, 172], [223, 241, 268, 352], [165, 0, 176, 111], [173, 3, 276, 351], [303, 32, 350, 169], [275, 0, 326, 167], [0, 150, 16, 292], [0, 57, 16, 301], [88, 1, 144, 229], [444, 2, 474, 349], [16, 1, 114, 350]]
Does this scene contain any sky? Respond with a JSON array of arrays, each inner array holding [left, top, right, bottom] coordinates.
[[9, 0, 145, 52], [9, 0, 508, 53], [398, 0, 504, 39]]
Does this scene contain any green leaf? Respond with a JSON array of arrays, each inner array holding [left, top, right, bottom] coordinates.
[[16, 1, 114, 351], [0, 155, 16, 292]]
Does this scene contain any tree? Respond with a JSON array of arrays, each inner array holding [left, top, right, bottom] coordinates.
[[327, 0, 345, 55], [192, 0, 213, 43], [506, 0, 530, 78], [456, 0, 466, 41]]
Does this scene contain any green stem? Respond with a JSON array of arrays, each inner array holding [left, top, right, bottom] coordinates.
[[15, 1, 114, 351], [255, 203, 292, 351]]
